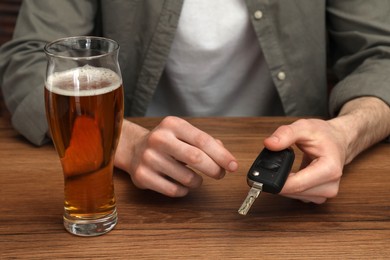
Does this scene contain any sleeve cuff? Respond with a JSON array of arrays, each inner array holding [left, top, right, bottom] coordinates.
[[11, 86, 50, 146]]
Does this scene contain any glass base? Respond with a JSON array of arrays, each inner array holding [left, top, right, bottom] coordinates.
[[63, 209, 117, 237]]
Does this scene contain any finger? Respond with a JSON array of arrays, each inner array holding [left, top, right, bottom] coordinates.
[[162, 140, 226, 179], [146, 149, 204, 189], [215, 138, 224, 146], [264, 119, 315, 151], [282, 179, 340, 199], [149, 174, 190, 198], [281, 194, 327, 204], [131, 165, 190, 197], [282, 155, 341, 198], [169, 118, 238, 172], [281, 157, 342, 195]]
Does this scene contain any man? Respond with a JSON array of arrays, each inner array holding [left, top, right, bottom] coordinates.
[[1, 0, 389, 203]]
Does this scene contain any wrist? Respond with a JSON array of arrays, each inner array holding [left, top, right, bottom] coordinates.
[[331, 97, 390, 164], [114, 119, 148, 173], [328, 114, 359, 165]]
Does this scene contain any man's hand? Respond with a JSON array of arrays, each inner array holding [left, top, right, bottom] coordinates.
[[264, 118, 347, 204], [264, 97, 390, 204], [114, 116, 238, 197]]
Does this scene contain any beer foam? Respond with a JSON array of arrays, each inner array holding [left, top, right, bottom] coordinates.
[[46, 65, 122, 96]]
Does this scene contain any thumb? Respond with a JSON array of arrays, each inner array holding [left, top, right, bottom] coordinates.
[[263, 124, 297, 151]]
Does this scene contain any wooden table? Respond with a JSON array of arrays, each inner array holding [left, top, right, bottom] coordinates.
[[1, 116, 389, 259]]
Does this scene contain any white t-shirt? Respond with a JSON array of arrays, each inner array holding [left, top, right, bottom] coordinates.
[[146, 0, 284, 116]]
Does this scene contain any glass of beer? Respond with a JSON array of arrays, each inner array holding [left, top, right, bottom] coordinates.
[[44, 36, 124, 236]]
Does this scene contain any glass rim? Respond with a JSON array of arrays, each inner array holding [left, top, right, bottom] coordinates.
[[44, 36, 119, 61]]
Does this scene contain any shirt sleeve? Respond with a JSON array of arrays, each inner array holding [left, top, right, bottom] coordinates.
[[0, 0, 98, 146], [327, 1, 390, 116]]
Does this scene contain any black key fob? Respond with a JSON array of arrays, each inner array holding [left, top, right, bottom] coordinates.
[[247, 147, 295, 194]]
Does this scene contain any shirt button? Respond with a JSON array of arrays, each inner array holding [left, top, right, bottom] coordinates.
[[254, 10, 263, 20], [277, 71, 286, 81]]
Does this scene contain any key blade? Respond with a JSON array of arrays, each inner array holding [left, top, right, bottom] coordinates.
[[238, 185, 262, 215]]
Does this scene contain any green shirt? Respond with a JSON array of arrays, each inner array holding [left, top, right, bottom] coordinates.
[[1, 0, 390, 145]]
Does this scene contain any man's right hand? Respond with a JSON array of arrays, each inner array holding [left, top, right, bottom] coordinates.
[[114, 116, 238, 197]]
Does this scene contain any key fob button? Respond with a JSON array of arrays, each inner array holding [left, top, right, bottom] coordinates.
[[259, 160, 280, 171]]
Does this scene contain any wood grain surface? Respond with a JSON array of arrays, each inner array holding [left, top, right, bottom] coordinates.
[[1, 116, 389, 259]]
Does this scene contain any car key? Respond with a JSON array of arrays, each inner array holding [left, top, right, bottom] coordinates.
[[238, 147, 295, 215]]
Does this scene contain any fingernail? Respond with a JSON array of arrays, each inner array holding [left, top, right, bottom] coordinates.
[[228, 161, 238, 172]]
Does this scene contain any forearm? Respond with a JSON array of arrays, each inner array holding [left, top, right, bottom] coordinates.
[[329, 97, 390, 164], [0, 1, 98, 146]]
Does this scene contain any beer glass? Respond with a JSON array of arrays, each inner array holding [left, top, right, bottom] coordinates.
[[44, 36, 124, 236]]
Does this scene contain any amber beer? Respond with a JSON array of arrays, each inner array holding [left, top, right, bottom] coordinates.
[[45, 66, 123, 230]]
